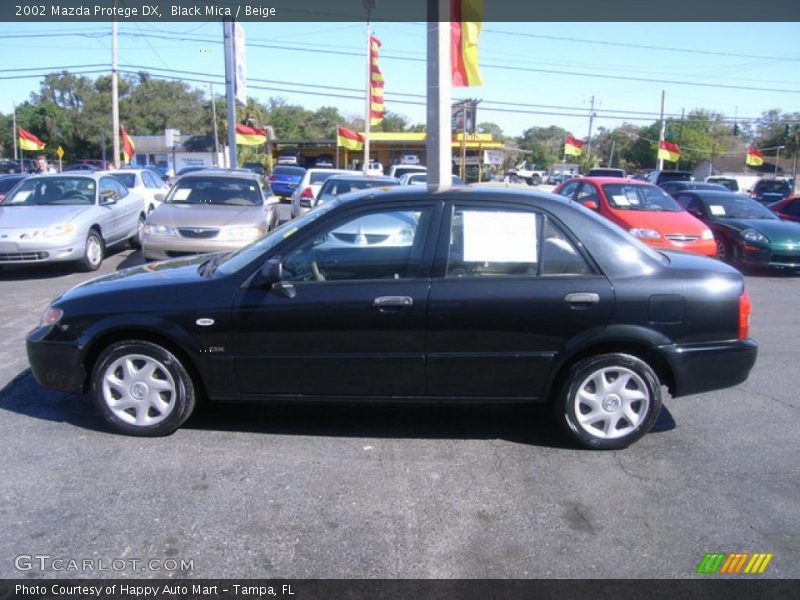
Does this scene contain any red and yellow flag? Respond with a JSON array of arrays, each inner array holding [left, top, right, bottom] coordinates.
[[451, 0, 484, 87], [121, 127, 136, 164], [564, 135, 584, 157], [369, 35, 384, 127], [19, 128, 45, 152], [337, 126, 364, 151], [746, 146, 764, 167], [235, 124, 267, 146], [658, 140, 681, 162]]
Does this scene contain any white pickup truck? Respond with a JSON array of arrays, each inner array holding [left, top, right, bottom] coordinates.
[[505, 161, 548, 186]]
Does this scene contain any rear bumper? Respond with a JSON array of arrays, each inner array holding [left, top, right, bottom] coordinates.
[[26, 327, 86, 394], [659, 338, 758, 397]]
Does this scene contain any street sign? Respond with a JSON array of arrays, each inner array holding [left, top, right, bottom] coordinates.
[[56, 146, 64, 159]]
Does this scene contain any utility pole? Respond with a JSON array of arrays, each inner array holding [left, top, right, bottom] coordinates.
[[586, 95, 596, 161], [426, 0, 452, 188], [111, 18, 120, 168], [210, 83, 220, 167], [363, 10, 372, 174], [675, 108, 685, 169], [223, 19, 237, 169], [657, 90, 666, 170], [608, 138, 616, 168], [12, 104, 17, 160]]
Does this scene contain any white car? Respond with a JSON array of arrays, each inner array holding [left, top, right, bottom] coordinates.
[[399, 153, 421, 165], [290, 168, 349, 218], [387, 164, 426, 179], [111, 168, 170, 214]]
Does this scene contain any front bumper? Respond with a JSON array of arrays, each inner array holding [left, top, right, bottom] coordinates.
[[142, 235, 255, 260], [739, 244, 800, 269], [26, 326, 86, 394], [0, 235, 85, 265], [648, 238, 717, 258], [659, 338, 758, 397]]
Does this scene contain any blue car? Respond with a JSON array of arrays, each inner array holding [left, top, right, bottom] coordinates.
[[268, 165, 306, 198], [751, 179, 792, 205]]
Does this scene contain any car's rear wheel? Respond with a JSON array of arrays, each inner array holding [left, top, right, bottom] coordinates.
[[530, 175, 542, 186], [555, 353, 661, 450], [90, 340, 197, 436], [78, 230, 104, 272]]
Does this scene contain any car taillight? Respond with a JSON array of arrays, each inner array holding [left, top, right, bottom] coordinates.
[[738, 290, 751, 340], [269, 175, 276, 182], [301, 187, 314, 199]]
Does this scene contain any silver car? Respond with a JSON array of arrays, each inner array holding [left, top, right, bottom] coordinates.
[[0, 172, 144, 271], [142, 171, 278, 261]]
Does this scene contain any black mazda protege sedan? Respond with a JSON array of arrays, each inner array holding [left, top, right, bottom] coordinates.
[[27, 187, 757, 449]]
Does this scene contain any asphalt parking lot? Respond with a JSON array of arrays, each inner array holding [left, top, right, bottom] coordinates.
[[0, 242, 798, 579]]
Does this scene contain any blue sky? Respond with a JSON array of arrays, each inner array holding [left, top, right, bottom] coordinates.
[[1, 21, 799, 138]]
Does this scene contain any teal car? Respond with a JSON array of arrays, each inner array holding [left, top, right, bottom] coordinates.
[[675, 190, 800, 270]]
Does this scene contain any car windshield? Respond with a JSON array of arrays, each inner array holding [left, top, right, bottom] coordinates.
[[757, 181, 790, 193], [392, 167, 425, 178], [602, 184, 683, 212], [110, 173, 136, 188], [318, 178, 399, 203], [703, 195, 778, 220], [213, 199, 341, 276], [166, 177, 262, 206], [273, 166, 305, 177], [1, 177, 96, 206], [309, 171, 340, 185]]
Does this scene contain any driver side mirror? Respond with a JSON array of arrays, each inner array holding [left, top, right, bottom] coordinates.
[[688, 208, 703, 218], [154, 193, 165, 203], [100, 192, 117, 205], [581, 199, 599, 211], [254, 258, 282, 287]]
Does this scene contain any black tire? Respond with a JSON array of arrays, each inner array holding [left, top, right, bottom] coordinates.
[[554, 353, 662, 450], [90, 340, 197, 436], [715, 237, 738, 265], [530, 175, 542, 186], [78, 230, 104, 272], [129, 214, 145, 249]]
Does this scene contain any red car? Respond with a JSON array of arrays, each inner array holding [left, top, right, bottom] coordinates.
[[769, 195, 800, 224], [554, 177, 716, 257]]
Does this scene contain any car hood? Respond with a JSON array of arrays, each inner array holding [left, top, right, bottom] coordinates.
[[716, 218, 800, 244], [0, 205, 92, 229], [60, 255, 213, 303], [149, 204, 265, 228], [610, 209, 706, 234]]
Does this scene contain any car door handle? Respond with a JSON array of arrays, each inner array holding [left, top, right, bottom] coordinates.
[[564, 292, 600, 306], [373, 296, 413, 307]]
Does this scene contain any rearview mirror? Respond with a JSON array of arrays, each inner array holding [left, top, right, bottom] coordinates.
[[581, 200, 599, 211]]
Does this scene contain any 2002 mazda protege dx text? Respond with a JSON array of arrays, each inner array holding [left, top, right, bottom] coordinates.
[[26, 187, 758, 449]]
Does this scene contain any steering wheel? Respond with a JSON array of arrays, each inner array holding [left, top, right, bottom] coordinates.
[[64, 190, 89, 202], [310, 259, 325, 282]]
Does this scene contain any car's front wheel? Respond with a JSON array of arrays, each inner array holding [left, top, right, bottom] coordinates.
[[555, 353, 662, 449], [90, 340, 197, 436], [129, 214, 145, 249], [78, 230, 104, 272]]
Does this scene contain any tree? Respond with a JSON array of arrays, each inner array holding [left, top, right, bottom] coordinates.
[[516, 125, 570, 168], [477, 122, 505, 142]]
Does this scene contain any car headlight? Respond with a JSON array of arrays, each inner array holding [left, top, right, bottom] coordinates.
[[629, 228, 661, 239], [220, 226, 263, 241], [143, 224, 177, 237], [39, 306, 63, 327], [701, 229, 714, 240], [741, 229, 768, 244], [21, 224, 76, 239]]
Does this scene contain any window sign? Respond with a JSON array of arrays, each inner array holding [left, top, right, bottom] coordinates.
[[462, 211, 538, 263]]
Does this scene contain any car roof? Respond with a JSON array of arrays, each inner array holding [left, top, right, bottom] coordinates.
[[324, 174, 399, 183], [572, 176, 642, 184], [28, 172, 106, 180], [176, 170, 261, 181], [678, 190, 745, 199]]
